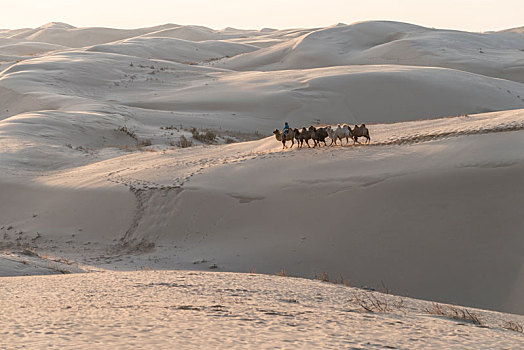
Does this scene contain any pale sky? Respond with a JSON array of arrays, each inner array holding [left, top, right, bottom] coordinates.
[[2, 0, 523, 32]]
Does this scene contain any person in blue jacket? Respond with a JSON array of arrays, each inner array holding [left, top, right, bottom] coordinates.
[[283, 122, 290, 136]]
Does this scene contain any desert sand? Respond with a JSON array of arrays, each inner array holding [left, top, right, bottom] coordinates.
[[1, 21, 523, 348]]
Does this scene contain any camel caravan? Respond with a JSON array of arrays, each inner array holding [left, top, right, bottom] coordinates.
[[273, 123, 370, 149]]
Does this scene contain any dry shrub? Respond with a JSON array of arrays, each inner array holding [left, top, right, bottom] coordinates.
[[161, 125, 180, 131], [176, 135, 193, 148], [425, 303, 483, 326], [118, 126, 137, 140], [190, 127, 216, 144], [351, 291, 403, 313], [21, 248, 39, 257], [276, 269, 287, 277], [502, 321, 523, 333], [137, 138, 152, 147], [315, 272, 351, 286], [316, 272, 330, 282], [379, 281, 390, 294]]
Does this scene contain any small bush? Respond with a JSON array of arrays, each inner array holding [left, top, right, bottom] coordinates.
[[161, 125, 180, 131], [277, 269, 287, 277], [225, 137, 237, 144], [190, 127, 216, 144], [502, 321, 523, 333], [176, 135, 193, 148], [118, 126, 137, 140], [350, 291, 402, 313], [316, 272, 330, 282], [138, 138, 152, 147], [425, 303, 482, 326], [314, 272, 350, 286], [203, 131, 216, 143]]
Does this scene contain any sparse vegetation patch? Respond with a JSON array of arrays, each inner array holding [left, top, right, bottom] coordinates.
[[425, 303, 483, 326], [118, 126, 137, 140], [276, 269, 287, 277], [502, 321, 523, 333], [190, 127, 217, 144], [176, 135, 193, 148], [350, 291, 404, 313], [314, 272, 350, 286]]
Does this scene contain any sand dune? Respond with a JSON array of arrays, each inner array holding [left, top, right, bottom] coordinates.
[[124, 65, 524, 124], [87, 37, 257, 64], [140, 24, 246, 42], [0, 41, 67, 57], [499, 25, 524, 34], [1, 270, 523, 348], [219, 21, 524, 82], [2, 109, 523, 315], [5, 22, 179, 48], [1, 52, 523, 172], [1, 20, 524, 346]]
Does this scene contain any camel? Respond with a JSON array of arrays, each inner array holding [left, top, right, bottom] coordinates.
[[326, 126, 336, 144], [351, 124, 371, 144], [299, 126, 316, 148], [328, 124, 352, 146], [293, 128, 301, 145], [342, 124, 352, 144], [273, 128, 296, 149], [312, 126, 329, 146]]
